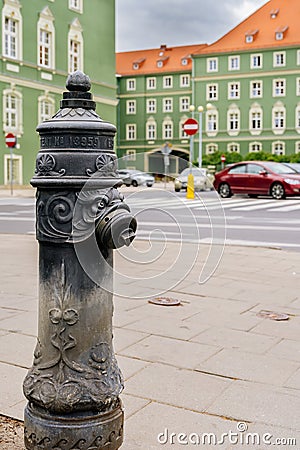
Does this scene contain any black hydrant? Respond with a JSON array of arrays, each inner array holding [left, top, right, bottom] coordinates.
[[23, 71, 136, 449]]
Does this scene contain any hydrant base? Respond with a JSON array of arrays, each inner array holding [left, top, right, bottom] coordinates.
[[24, 402, 124, 450]]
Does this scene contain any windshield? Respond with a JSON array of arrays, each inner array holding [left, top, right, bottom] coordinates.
[[263, 162, 297, 174], [180, 168, 206, 176]]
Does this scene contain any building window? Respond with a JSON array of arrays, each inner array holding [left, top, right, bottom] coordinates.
[[146, 120, 156, 140], [37, 7, 55, 69], [163, 118, 173, 139], [206, 143, 218, 154], [68, 19, 83, 73], [272, 141, 285, 155], [126, 100, 136, 114], [295, 142, 300, 153], [163, 76, 173, 88], [163, 98, 173, 113], [227, 143, 240, 153], [273, 79, 286, 97], [127, 79, 136, 91], [69, 0, 83, 13], [4, 153, 22, 186], [296, 78, 300, 96], [295, 106, 300, 132], [147, 77, 156, 89], [251, 54, 262, 69], [126, 124, 136, 140], [179, 117, 188, 138], [272, 103, 286, 135], [146, 99, 156, 113], [206, 110, 218, 136], [273, 51, 286, 67], [249, 106, 262, 135], [180, 97, 190, 112], [228, 82, 240, 99], [227, 106, 240, 136], [206, 84, 218, 101], [38, 95, 55, 123], [250, 80, 262, 98], [2, 0, 22, 60], [207, 57, 218, 72], [3, 88, 23, 135], [180, 74, 190, 87], [126, 149, 136, 161], [249, 142, 262, 152], [228, 55, 240, 71], [297, 50, 300, 66]]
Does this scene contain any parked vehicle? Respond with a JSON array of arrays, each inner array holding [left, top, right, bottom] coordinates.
[[213, 161, 300, 200], [174, 168, 214, 192], [118, 169, 154, 187], [283, 162, 300, 173]]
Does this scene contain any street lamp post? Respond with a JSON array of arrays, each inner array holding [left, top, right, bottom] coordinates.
[[196, 103, 214, 169]]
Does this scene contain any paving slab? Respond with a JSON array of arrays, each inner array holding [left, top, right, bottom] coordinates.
[[0, 362, 27, 421]]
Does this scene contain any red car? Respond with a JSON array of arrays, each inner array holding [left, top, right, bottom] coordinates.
[[213, 161, 300, 200]]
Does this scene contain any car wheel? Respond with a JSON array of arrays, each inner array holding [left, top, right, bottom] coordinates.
[[175, 188, 180, 192], [146, 182, 153, 187], [132, 180, 138, 187], [125, 184, 130, 187], [218, 183, 232, 198], [271, 182, 285, 200]]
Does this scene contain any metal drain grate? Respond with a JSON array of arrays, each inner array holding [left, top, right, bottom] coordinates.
[[148, 297, 181, 306]]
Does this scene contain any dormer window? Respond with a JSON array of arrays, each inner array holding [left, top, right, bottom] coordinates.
[[181, 58, 188, 66], [156, 56, 169, 68], [275, 26, 288, 41], [270, 8, 279, 19], [132, 57, 145, 70], [245, 29, 258, 44]]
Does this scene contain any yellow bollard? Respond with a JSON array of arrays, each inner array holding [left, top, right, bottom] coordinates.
[[186, 173, 195, 199]]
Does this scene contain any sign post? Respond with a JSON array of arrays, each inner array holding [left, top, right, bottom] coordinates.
[[183, 118, 198, 199], [5, 133, 17, 196], [221, 154, 226, 170], [161, 142, 172, 189]]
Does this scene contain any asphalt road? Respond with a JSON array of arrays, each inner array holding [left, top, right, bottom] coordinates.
[[0, 189, 300, 251]]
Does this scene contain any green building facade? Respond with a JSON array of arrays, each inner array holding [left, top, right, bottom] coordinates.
[[0, 0, 116, 186]]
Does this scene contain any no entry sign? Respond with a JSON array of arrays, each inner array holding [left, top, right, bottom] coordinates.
[[5, 133, 17, 148], [183, 118, 198, 136]]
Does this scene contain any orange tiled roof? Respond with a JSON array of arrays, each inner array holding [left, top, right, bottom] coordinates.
[[194, 0, 300, 55], [116, 44, 207, 76]]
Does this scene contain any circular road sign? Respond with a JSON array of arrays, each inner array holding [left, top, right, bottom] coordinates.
[[5, 133, 17, 148], [183, 118, 199, 136], [221, 154, 226, 163]]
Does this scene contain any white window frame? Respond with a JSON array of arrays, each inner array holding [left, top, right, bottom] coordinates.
[[4, 153, 23, 185], [68, 19, 83, 73], [227, 143, 240, 153], [68, 0, 83, 13], [179, 117, 188, 139], [180, 97, 190, 112], [163, 76, 173, 88], [250, 54, 262, 69], [2, 0, 23, 61], [295, 141, 300, 153], [272, 141, 285, 155], [163, 98, 173, 113], [296, 78, 300, 96], [272, 103, 286, 135], [206, 143, 218, 154], [228, 82, 240, 99], [250, 80, 262, 98], [207, 57, 218, 72], [126, 124, 136, 140], [3, 88, 23, 135], [126, 149, 136, 161], [180, 74, 190, 87], [249, 142, 262, 152], [295, 105, 300, 133], [146, 119, 156, 140], [162, 118, 173, 139], [38, 95, 55, 123], [146, 99, 156, 114], [127, 79, 136, 91], [249, 105, 263, 135], [297, 50, 300, 66], [147, 77, 156, 90], [206, 109, 218, 137], [206, 83, 218, 101], [228, 55, 240, 71], [227, 105, 240, 136], [126, 100, 136, 115], [37, 7, 55, 69], [273, 51, 286, 67], [273, 79, 286, 97]]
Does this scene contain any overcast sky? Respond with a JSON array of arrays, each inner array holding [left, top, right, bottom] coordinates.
[[116, 0, 267, 52]]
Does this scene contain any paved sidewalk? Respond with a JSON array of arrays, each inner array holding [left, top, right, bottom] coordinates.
[[0, 234, 300, 449]]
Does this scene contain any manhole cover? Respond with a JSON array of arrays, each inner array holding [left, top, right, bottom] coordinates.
[[148, 297, 181, 306], [257, 310, 290, 321]]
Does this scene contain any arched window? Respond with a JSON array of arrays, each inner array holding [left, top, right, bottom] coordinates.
[[206, 108, 218, 137], [37, 7, 55, 69], [2, 0, 22, 60], [3, 87, 23, 135], [162, 117, 173, 140], [68, 19, 83, 73], [227, 104, 240, 136], [272, 102, 286, 135], [38, 95, 55, 123], [179, 116, 188, 139], [249, 103, 263, 135], [146, 117, 156, 140]]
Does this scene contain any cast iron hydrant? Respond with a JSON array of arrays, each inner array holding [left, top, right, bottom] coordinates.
[[23, 71, 136, 449]]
